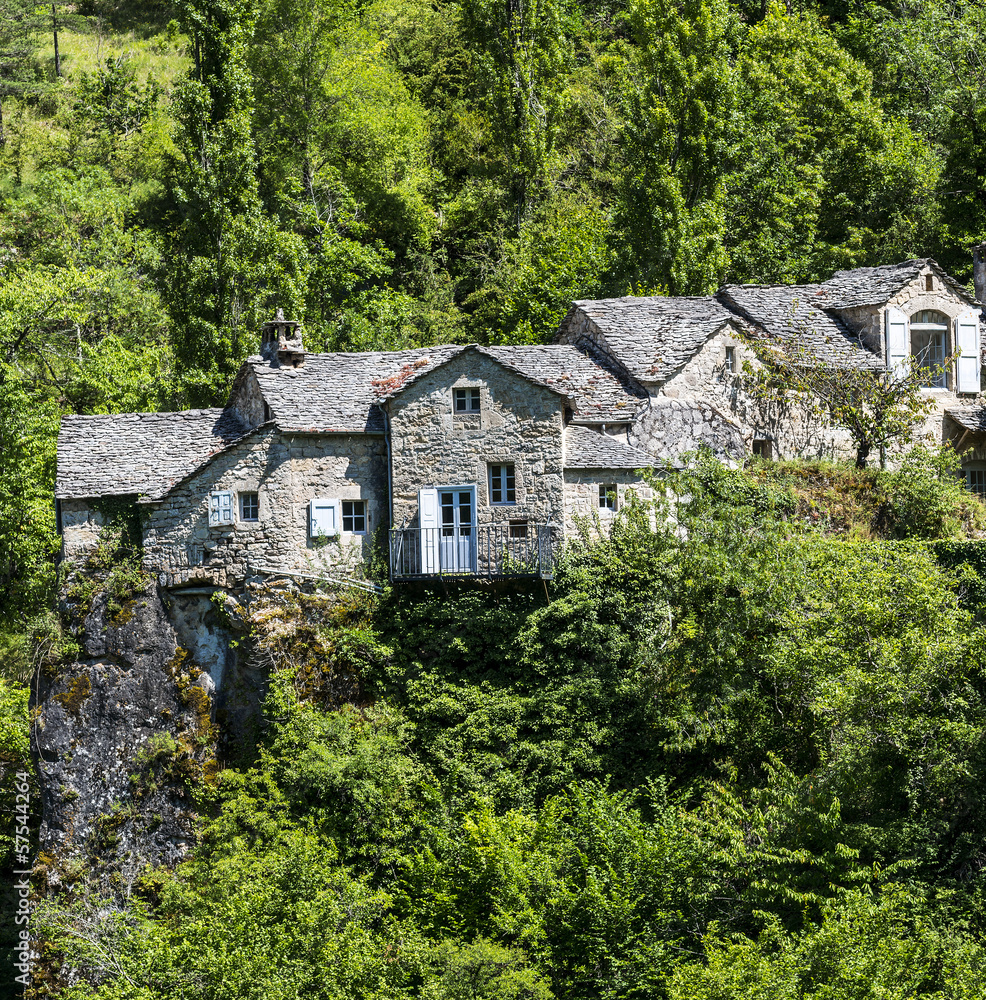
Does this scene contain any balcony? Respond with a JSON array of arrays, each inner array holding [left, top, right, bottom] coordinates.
[[389, 524, 557, 581]]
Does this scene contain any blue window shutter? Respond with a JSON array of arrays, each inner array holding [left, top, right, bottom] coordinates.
[[209, 491, 234, 526]]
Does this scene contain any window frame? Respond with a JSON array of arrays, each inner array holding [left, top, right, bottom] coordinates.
[[725, 345, 737, 374], [239, 491, 259, 522], [598, 484, 617, 512], [910, 310, 950, 389], [341, 499, 367, 534], [488, 463, 517, 505], [453, 387, 481, 414]]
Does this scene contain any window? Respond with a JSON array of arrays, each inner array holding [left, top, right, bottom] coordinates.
[[926, 275, 934, 292], [454, 387, 481, 413], [967, 469, 986, 497], [910, 310, 949, 388], [342, 500, 367, 533], [209, 491, 234, 526], [725, 346, 737, 373], [489, 464, 516, 504], [508, 519, 528, 538], [751, 439, 772, 459], [598, 484, 617, 511], [239, 492, 259, 522]]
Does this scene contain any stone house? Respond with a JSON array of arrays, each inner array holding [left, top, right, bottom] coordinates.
[[54, 257, 986, 587], [556, 258, 986, 471]]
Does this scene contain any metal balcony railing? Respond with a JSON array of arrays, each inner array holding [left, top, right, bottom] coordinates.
[[389, 524, 556, 580]]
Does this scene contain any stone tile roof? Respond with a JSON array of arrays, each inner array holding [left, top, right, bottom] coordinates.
[[249, 346, 460, 434], [482, 344, 646, 421], [817, 258, 973, 308], [561, 296, 736, 383], [56, 409, 249, 501], [368, 343, 645, 422], [716, 284, 883, 369], [945, 407, 986, 434], [564, 424, 656, 469]]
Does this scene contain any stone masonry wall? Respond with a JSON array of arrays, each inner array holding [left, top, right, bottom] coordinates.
[[143, 428, 388, 587], [563, 471, 654, 536], [387, 353, 566, 531], [60, 500, 106, 561]]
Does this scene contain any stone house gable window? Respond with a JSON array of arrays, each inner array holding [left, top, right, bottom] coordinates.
[[725, 346, 737, 373], [910, 310, 949, 388], [239, 492, 259, 522], [454, 387, 481, 413], [598, 484, 617, 511], [209, 491, 234, 526], [489, 464, 516, 504], [342, 500, 367, 534]]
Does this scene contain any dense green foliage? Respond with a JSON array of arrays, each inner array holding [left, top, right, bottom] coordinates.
[[24, 461, 986, 996], [6, 1, 986, 994]]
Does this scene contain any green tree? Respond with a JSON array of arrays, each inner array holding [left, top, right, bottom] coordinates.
[[612, 0, 736, 295]]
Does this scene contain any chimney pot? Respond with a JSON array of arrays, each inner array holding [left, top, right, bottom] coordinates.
[[260, 308, 305, 366]]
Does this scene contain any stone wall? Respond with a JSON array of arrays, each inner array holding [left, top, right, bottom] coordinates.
[[60, 500, 105, 560], [387, 353, 566, 531], [562, 471, 654, 535], [142, 428, 388, 587]]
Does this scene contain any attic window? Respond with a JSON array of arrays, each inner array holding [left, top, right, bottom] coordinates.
[[454, 388, 481, 413], [910, 310, 949, 388], [926, 275, 934, 292], [239, 492, 259, 522], [598, 484, 617, 511], [725, 346, 737, 373]]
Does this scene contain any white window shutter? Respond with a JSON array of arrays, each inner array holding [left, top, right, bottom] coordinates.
[[418, 488, 439, 574], [310, 498, 339, 537], [955, 308, 980, 393], [209, 491, 234, 526], [885, 307, 909, 380]]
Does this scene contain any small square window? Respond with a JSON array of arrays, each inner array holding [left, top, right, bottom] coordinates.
[[725, 346, 737, 373], [489, 464, 516, 504], [239, 492, 259, 522], [454, 387, 481, 413], [342, 500, 367, 533], [508, 519, 528, 538], [598, 484, 617, 511], [751, 439, 772, 460]]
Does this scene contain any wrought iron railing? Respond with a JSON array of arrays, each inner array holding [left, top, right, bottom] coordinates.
[[389, 525, 556, 580]]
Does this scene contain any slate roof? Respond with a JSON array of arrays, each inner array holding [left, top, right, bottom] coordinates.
[[561, 296, 736, 383], [945, 408, 986, 434], [816, 258, 973, 309], [248, 346, 460, 434], [716, 284, 883, 369], [56, 409, 249, 501], [367, 343, 645, 423], [564, 424, 656, 469]]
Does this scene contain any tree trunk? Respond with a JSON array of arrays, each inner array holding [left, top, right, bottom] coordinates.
[[52, 4, 60, 78], [855, 440, 871, 470]]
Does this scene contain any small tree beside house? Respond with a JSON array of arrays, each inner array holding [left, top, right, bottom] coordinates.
[[741, 335, 950, 470]]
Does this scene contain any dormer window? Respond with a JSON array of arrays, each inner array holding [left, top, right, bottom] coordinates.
[[454, 388, 481, 413], [910, 310, 949, 388]]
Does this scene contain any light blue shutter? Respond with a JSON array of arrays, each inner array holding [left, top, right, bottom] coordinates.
[[209, 491, 233, 526], [885, 307, 909, 380], [418, 488, 439, 574], [955, 308, 980, 394], [310, 498, 339, 537]]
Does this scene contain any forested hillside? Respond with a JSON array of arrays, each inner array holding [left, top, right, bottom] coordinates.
[[5, 1, 986, 996]]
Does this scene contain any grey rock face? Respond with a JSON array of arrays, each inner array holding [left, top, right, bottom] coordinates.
[[32, 578, 214, 886]]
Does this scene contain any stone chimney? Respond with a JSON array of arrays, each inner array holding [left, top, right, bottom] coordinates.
[[974, 242, 986, 304], [260, 308, 305, 367]]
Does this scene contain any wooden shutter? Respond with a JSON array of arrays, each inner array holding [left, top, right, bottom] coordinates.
[[209, 491, 234, 526], [885, 307, 909, 379], [418, 488, 439, 574], [955, 308, 980, 394], [310, 498, 339, 537]]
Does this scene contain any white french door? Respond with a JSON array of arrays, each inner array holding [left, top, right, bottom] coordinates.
[[439, 487, 475, 572]]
